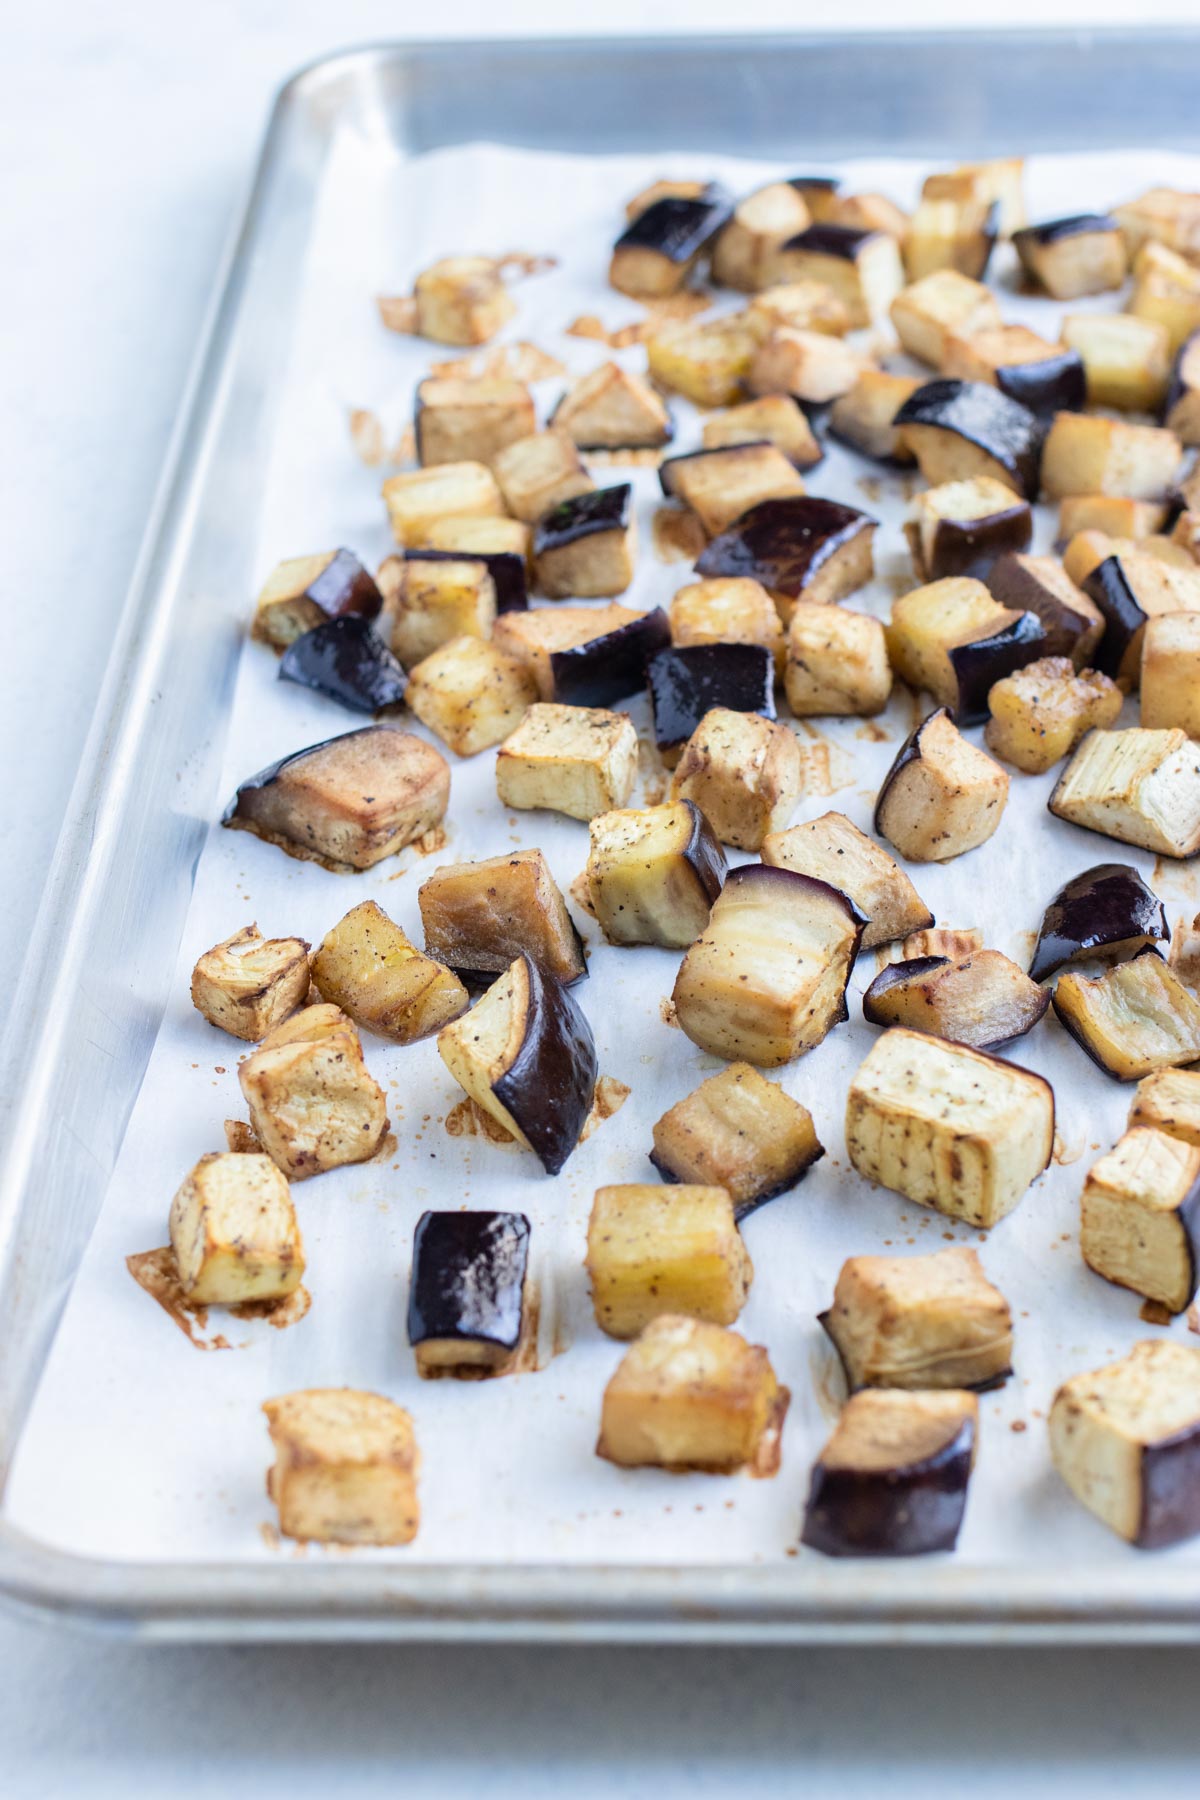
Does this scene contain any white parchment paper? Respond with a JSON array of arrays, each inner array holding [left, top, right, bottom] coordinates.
[[9, 136, 1200, 1570]]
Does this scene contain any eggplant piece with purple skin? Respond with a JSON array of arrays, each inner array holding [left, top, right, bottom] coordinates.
[[948, 610, 1047, 727], [646, 643, 775, 762], [533, 485, 636, 600], [405, 547, 527, 615], [278, 616, 407, 714], [407, 1210, 532, 1376], [863, 948, 1049, 1050], [1029, 863, 1170, 982], [696, 496, 876, 611], [787, 175, 841, 216], [610, 186, 732, 298], [1013, 214, 1127, 300], [548, 607, 670, 709], [252, 549, 385, 649], [985, 552, 1104, 665], [1082, 556, 1157, 680], [894, 380, 1043, 502], [995, 347, 1086, 418]]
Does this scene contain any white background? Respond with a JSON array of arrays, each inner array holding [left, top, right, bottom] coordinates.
[[5, 1, 1200, 1792]]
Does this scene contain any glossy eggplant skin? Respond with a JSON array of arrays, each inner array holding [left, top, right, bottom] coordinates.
[[1140, 1428, 1200, 1549], [893, 380, 1043, 501], [923, 505, 1033, 583], [801, 1419, 975, 1557], [1016, 212, 1120, 247], [1165, 328, 1200, 420], [696, 497, 875, 600], [1082, 557, 1144, 679], [872, 710, 940, 835], [495, 954, 597, 1177], [646, 643, 775, 759], [405, 547, 528, 615], [995, 349, 1086, 418], [407, 1210, 530, 1358], [278, 617, 407, 714], [1029, 863, 1170, 982], [549, 607, 671, 708], [781, 222, 875, 261], [534, 485, 633, 555], [302, 548, 385, 625], [612, 187, 731, 264], [949, 611, 1047, 725]]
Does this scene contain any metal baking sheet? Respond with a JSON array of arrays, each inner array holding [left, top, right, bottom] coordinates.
[[6, 31, 1200, 1641]]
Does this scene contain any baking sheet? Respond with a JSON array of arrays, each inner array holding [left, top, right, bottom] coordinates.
[[8, 134, 1200, 1574]]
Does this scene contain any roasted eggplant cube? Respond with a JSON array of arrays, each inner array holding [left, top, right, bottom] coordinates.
[[1132, 242, 1200, 356], [190, 924, 311, 1043], [419, 516, 531, 564], [1029, 862, 1169, 982], [413, 255, 514, 346], [695, 496, 876, 622], [820, 1247, 1012, 1393], [775, 225, 904, 328], [669, 578, 785, 677], [533, 486, 636, 600], [1049, 727, 1200, 859], [419, 847, 586, 986], [904, 196, 999, 283], [650, 1062, 823, 1217], [1050, 1339, 1200, 1548], [785, 602, 891, 718], [381, 462, 505, 547], [252, 549, 383, 650], [1060, 313, 1171, 414], [264, 1389, 419, 1547], [239, 1004, 389, 1181], [586, 1184, 752, 1339], [491, 430, 593, 524], [905, 478, 1033, 584], [436, 954, 596, 1176], [1115, 188, 1200, 260], [1165, 331, 1200, 446], [545, 608, 671, 710], [893, 381, 1041, 502], [760, 811, 933, 950], [609, 186, 731, 299], [168, 1152, 304, 1306], [586, 800, 726, 948], [923, 157, 1025, 236], [406, 636, 536, 757], [671, 706, 801, 850], [828, 192, 910, 239], [390, 556, 497, 668], [711, 181, 812, 291], [746, 279, 851, 339], [646, 313, 759, 409], [311, 900, 467, 1045], [648, 644, 776, 769], [223, 727, 450, 872], [492, 602, 643, 702], [747, 327, 861, 406], [1142, 612, 1200, 736], [659, 442, 805, 539], [553, 361, 673, 451], [279, 617, 408, 715], [862, 948, 1049, 1051], [1013, 215, 1127, 299], [985, 553, 1104, 666], [596, 1314, 784, 1474], [890, 269, 1002, 369], [1040, 413, 1181, 501], [624, 177, 711, 221], [1058, 496, 1168, 542], [702, 394, 822, 469], [875, 708, 1009, 863], [801, 1389, 977, 1558], [828, 368, 920, 465], [407, 1210, 532, 1375], [1053, 953, 1200, 1082], [415, 376, 535, 468], [671, 865, 864, 1068], [845, 1026, 1055, 1227], [1130, 1069, 1200, 1148], [787, 175, 842, 222], [495, 703, 637, 822], [1081, 1127, 1200, 1315], [985, 658, 1122, 775], [885, 578, 1046, 726], [941, 325, 1086, 418]]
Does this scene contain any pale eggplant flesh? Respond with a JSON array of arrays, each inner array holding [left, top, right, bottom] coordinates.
[[549, 607, 671, 708], [405, 547, 528, 614], [497, 955, 597, 1175], [801, 1400, 976, 1558], [278, 616, 408, 713], [407, 1210, 531, 1370], [894, 380, 1043, 501], [1030, 863, 1170, 981], [612, 186, 732, 265], [696, 496, 875, 601], [948, 611, 1047, 726], [533, 484, 633, 555], [646, 643, 775, 760]]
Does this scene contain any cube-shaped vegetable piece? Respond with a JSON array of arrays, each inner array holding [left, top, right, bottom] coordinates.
[[774, 224, 904, 328], [1058, 496, 1168, 542], [223, 727, 450, 872], [1166, 331, 1200, 446], [390, 556, 497, 667], [903, 196, 998, 282], [1040, 413, 1181, 501], [985, 553, 1104, 666], [1013, 214, 1127, 298], [875, 709, 1009, 863], [1053, 954, 1200, 1082], [252, 549, 383, 650], [985, 658, 1122, 775], [408, 1210, 532, 1376], [415, 376, 535, 468], [747, 327, 861, 405], [491, 430, 594, 523], [746, 279, 849, 338], [533, 486, 636, 599], [239, 1004, 389, 1180], [419, 847, 585, 986], [646, 313, 760, 408], [190, 924, 311, 1042], [649, 645, 776, 767], [586, 799, 725, 948], [668, 577, 785, 676], [496, 703, 637, 822], [1130, 241, 1200, 353], [650, 1062, 823, 1216], [492, 602, 640, 701], [610, 186, 731, 298], [382, 462, 505, 547], [1050, 1339, 1200, 1547], [801, 1388, 977, 1557], [1027, 864, 1169, 984], [890, 269, 1002, 368], [596, 1314, 785, 1473], [828, 191, 910, 239], [1049, 728, 1200, 858], [625, 178, 712, 219], [406, 636, 536, 757], [421, 515, 531, 563], [1130, 1069, 1200, 1148], [695, 496, 877, 622], [885, 578, 1045, 725], [311, 900, 467, 1044], [552, 361, 673, 450], [1113, 188, 1200, 260], [828, 369, 920, 464], [413, 255, 514, 346], [1081, 1127, 1200, 1314], [846, 1026, 1055, 1227], [702, 394, 822, 468], [1138, 614, 1200, 737], [894, 381, 1042, 501], [905, 478, 1032, 583], [671, 706, 801, 851], [940, 324, 1085, 417], [1060, 313, 1171, 413], [711, 181, 812, 290], [168, 1152, 304, 1306], [761, 811, 933, 949], [785, 602, 891, 717], [820, 1246, 1012, 1392], [672, 864, 864, 1067], [264, 1389, 419, 1546], [586, 1184, 753, 1339], [659, 442, 805, 538], [862, 947, 1049, 1051], [924, 157, 1025, 236]]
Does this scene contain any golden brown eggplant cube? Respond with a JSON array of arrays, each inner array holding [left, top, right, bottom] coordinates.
[[828, 368, 920, 464], [1013, 216, 1128, 299], [238, 1004, 389, 1181], [533, 486, 637, 600], [670, 707, 802, 852], [650, 1062, 823, 1214], [711, 181, 812, 291], [1081, 1126, 1200, 1315], [761, 811, 933, 950], [406, 636, 537, 757], [985, 658, 1122, 775], [701, 394, 822, 469], [774, 226, 903, 328], [661, 443, 805, 538], [382, 461, 506, 546], [875, 709, 1009, 863], [669, 578, 785, 677], [785, 603, 891, 717], [311, 901, 467, 1045], [586, 1184, 752, 1339], [586, 800, 726, 949], [1141, 613, 1200, 738], [168, 1152, 304, 1306], [413, 255, 514, 346], [1129, 1069, 1200, 1148], [251, 549, 382, 651], [747, 328, 861, 406], [552, 361, 673, 450], [415, 376, 535, 468], [491, 602, 640, 701], [492, 430, 594, 523], [496, 703, 638, 822], [820, 1247, 1012, 1392], [646, 314, 760, 408], [264, 1389, 420, 1545], [1060, 313, 1171, 413], [890, 269, 1002, 368], [390, 557, 497, 667], [1130, 241, 1200, 354], [1040, 414, 1181, 501], [190, 924, 311, 1043], [418, 846, 585, 986]]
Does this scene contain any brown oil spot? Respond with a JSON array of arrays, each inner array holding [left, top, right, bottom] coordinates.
[[224, 1119, 262, 1154], [566, 314, 610, 343], [496, 251, 559, 281], [795, 738, 855, 798], [126, 1247, 224, 1351], [652, 505, 707, 564], [371, 1131, 400, 1163], [855, 720, 890, 743], [376, 294, 418, 334], [1140, 1298, 1173, 1326], [856, 474, 885, 504], [809, 1343, 846, 1422], [260, 1521, 282, 1551], [429, 339, 564, 383], [444, 1097, 518, 1145], [748, 1385, 790, 1479], [392, 424, 416, 465], [1052, 1131, 1086, 1167], [348, 407, 385, 467], [416, 825, 447, 857], [579, 1075, 631, 1143], [1010, 1419, 1027, 1434], [660, 997, 680, 1029], [568, 292, 710, 350], [230, 1285, 312, 1330]]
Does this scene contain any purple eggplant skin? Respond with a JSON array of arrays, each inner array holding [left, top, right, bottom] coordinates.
[[677, 797, 728, 910], [222, 725, 383, 824], [1029, 863, 1170, 982], [1137, 1417, 1200, 1548], [781, 222, 879, 261], [405, 547, 527, 615], [800, 1418, 976, 1558], [921, 502, 1033, 583], [534, 484, 633, 555], [1082, 557, 1144, 679], [613, 187, 732, 265], [653, 1138, 826, 1222], [295, 548, 384, 627], [893, 380, 1043, 502], [985, 552, 1097, 662], [550, 608, 672, 709], [278, 616, 407, 714], [695, 496, 875, 600], [494, 954, 597, 1176], [873, 709, 943, 836], [407, 1210, 530, 1359], [948, 610, 1047, 726], [861, 953, 1051, 1049], [659, 440, 775, 501], [995, 348, 1087, 419], [718, 864, 867, 1032], [1015, 212, 1120, 251], [787, 175, 841, 199], [646, 643, 776, 758]]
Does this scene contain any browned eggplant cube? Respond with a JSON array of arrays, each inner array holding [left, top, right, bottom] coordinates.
[[624, 177, 711, 221], [985, 658, 1122, 775], [311, 900, 467, 1044], [660, 442, 805, 538], [669, 578, 785, 677], [862, 947, 1049, 1050], [747, 328, 861, 405], [828, 191, 910, 239], [610, 186, 731, 298], [1082, 542, 1200, 687], [491, 430, 594, 524], [1130, 1069, 1200, 1148], [1131, 241, 1200, 354], [650, 1062, 823, 1216], [894, 381, 1041, 501], [785, 602, 891, 717], [671, 707, 801, 851], [420, 515, 531, 563], [646, 313, 759, 408], [985, 553, 1105, 666], [533, 486, 636, 599], [1166, 330, 1200, 446], [382, 461, 505, 546], [890, 269, 1002, 368], [586, 799, 726, 948], [1081, 1126, 1200, 1314], [418, 846, 585, 986], [746, 279, 850, 338], [924, 157, 1025, 236], [496, 703, 638, 822], [586, 1184, 752, 1339], [1060, 313, 1171, 413], [1027, 863, 1169, 984], [1058, 496, 1168, 541], [774, 224, 904, 328], [905, 478, 1032, 583], [1041, 413, 1181, 501], [406, 636, 536, 757], [552, 361, 672, 450], [648, 644, 776, 767], [1142, 613, 1200, 737], [390, 556, 497, 667], [903, 196, 998, 282], [875, 709, 1009, 863], [239, 1004, 389, 1181], [415, 376, 535, 468], [1049, 728, 1200, 858], [828, 369, 920, 464], [413, 255, 514, 345], [940, 324, 1086, 417], [1116, 188, 1200, 259], [761, 811, 933, 949], [264, 1389, 419, 1546], [491, 602, 642, 701], [1053, 954, 1200, 1082], [1013, 214, 1128, 299], [711, 181, 812, 290], [702, 394, 822, 468], [821, 1247, 1012, 1393], [885, 577, 1045, 725], [252, 550, 383, 650], [801, 1388, 977, 1557], [190, 924, 311, 1043], [169, 1152, 304, 1306], [695, 496, 877, 622]]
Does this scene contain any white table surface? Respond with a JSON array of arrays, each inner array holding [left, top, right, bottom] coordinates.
[[5, 2, 1200, 1791]]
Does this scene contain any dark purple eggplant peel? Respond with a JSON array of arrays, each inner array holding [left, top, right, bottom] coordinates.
[[1029, 864, 1170, 981], [278, 616, 407, 714], [646, 643, 775, 759], [696, 496, 875, 601], [549, 607, 671, 708], [894, 380, 1043, 501]]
